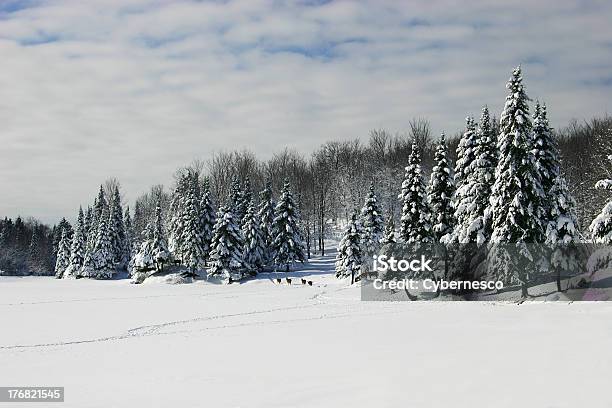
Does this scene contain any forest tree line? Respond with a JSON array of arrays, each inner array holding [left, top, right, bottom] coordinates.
[[1, 67, 610, 282]]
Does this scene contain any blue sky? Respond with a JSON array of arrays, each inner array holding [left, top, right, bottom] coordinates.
[[0, 0, 611, 223]]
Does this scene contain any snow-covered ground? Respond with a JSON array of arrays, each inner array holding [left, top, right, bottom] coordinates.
[[1, 248, 611, 408]]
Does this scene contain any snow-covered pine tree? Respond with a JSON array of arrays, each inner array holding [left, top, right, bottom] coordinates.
[[533, 102, 561, 220], [132, 223, 156, 278], [123, 206, 134, 266], [271, 181, 306, 271], [179, 186, 206, 274], [54, 229, 71, 278], [199, 178, 216, 263], [84, 205, 93, 244], [88, 186, 107, 250], [151, 205, 171, 270], [451, 106, 497, 244], [380, 216, 396, 245], [52, 218, 73, 259], [241, 200, 265, 274], [82, 205, 115, 279], [427, 133, 455, 242], [64, 207, 86, 278], [399, 143, 433, 243], [335, 211, 362, 283], [360, 182, 384, 254], [454, 116, 478, 190], [167, 173, 190, 261], [108, 186, 126, 266], [546, 177, 582, 291], [257, 182, 275, 262], [590, 155, 612, 244], [209, 205, 245, 282], [486, 66, 546, 297]]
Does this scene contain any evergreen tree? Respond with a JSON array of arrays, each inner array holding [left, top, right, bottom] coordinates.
[[486, 66, 546, 297], [360, 182, 384, 254], [271, 181, 306, 271], [546, 177, 582, 291], [229, 176, 244, 221], [454, 116, 478, 189], [380, 216, 396, 245], [52, 218, 73, 258], [108, 186, 126, 265], [82, 205, 114, 279], [335, 211, 362, 283], [399, 143, 433, 243], [179, 186, 206, 274], [84, 206, 93, 244], [199, 178, 216, 262], [124, 206, 134, 266], [427, 133, 455, 242], [241, 200, 265, 274], [64, 207, 86, 278], [257, 182, 276, 261], [88, 187, 107, 250], [533, 102, 561, 221], [590, 155, 612, 244], [168, 173, 191, 260], [54, 229, 71, 278], [27, 228, 48, 274], [209, 206, 245, 281], [132, 205, 172, 276], [451, 106, 497, 244]]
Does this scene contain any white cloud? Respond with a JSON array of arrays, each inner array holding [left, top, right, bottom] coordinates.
[[0, 0, 610, 223]]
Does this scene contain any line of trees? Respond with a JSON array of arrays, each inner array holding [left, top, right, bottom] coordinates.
[[1, 66, 610, 285], [334, 66, 612, 297]]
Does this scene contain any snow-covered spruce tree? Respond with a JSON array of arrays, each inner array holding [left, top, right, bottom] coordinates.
[[399, 143, 433, 244], [123, 206, 134, 267], [241, 200, 266, 274], [271, 181, 306, 271], [132, 205, 171, 278], [108, 186, 126, 266], [54, 229, 71, 278], [360, 182, 384, 254], [335, 211, 362, 283], [533, 102, 561, 219], [380, 216, 396, 245], [427, 133, 455, 242], [257, 182, 276, 262], [179, 186, 206, 274], [199, 178, 216, 263], [209, 206, 245, 282], [454, 116, 478, 190], [84, 205, 93, 243], [82, 205, 115, 279], [486, 66, 546, 297], [589, 155, 612, 244], [64, 207, 86, 278], [132, 223, 156, 278], [546, 177, 582, 291], [88, 186, 107, 250], [52, 218, 73, 259], [167, 173, 191, 261], [451, 106, 497, 245]]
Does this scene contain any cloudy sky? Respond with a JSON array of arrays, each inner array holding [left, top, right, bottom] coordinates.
[[1, 0, 611, 224]]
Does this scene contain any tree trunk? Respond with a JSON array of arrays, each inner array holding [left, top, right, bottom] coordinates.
[[521, 282, 528, 298]]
